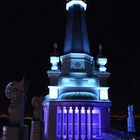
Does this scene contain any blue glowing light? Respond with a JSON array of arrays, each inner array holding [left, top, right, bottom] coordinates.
[[56, 106, 101, 139], [99, 66, 107, 72], [99, 87, 109, 100], [97, 58, 107, 66], [92, 108, 101, 136], [66, 0, 87, 11], [63, 107, 67, 138], [56, 107, 61, 138], [43, 107, 48, 138], [97, 58, 107, 72], [48, 86, 59, 99], [50, 56, 59, 70]]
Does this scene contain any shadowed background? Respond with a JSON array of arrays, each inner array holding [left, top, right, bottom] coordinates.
[[2, 0, 140, 116]]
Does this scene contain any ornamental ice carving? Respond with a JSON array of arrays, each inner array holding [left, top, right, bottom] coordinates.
[[5, 77, 27, 125]]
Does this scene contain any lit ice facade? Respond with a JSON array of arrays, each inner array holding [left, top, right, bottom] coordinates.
[[43, 0, 111, 139]]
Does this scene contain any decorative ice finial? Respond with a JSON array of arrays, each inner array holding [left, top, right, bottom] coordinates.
[[98, 44, 104, 58], [53, 43, 58, 52], [5, 77, 27, 125], [51, 43, 59, 56], [50, 43, 60, 70], [5, 77, 25, 99], [97, 44, 107, 72], [32, 96, 42, 120], [99, 44, 103, 55]]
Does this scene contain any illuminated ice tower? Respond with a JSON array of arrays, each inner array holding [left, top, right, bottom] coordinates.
[[43, 0, 111, 139]]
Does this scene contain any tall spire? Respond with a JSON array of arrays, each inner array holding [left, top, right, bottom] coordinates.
[[64, 0, 90, 54]]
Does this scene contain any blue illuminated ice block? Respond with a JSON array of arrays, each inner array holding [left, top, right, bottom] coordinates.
[[127, 105, 135, 132]]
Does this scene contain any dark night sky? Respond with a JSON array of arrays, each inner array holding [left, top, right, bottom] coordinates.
[[2, 0, 140, 115]]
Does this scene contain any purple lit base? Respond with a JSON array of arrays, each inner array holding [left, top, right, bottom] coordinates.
[[43, 101, 111, 140]]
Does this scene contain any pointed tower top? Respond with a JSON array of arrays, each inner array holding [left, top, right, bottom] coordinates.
[[66, 0, 87, 11]]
